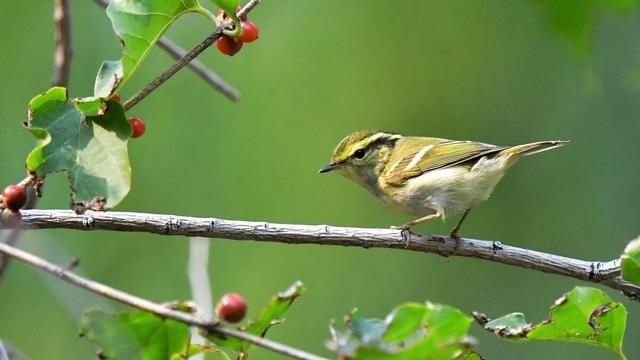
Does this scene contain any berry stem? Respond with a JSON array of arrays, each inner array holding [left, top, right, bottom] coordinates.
[[195, 6, 219, 25], [18, 172, 38, 188], [222, 17, 242, 37], [93, 0, 240, 102], [123, 0, 261, 111]]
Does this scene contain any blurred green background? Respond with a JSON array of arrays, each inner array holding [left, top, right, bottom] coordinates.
[[1, 0, 639, 359]]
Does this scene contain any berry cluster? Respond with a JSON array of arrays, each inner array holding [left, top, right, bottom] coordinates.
[[215, 9, 260, 56]]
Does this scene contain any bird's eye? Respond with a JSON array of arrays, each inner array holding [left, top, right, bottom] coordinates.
[[353, 149, 367, 159]]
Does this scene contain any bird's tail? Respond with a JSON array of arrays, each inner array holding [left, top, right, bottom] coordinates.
[[499, 140, 569, 157]]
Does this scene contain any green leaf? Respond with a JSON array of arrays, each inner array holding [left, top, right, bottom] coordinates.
[[94, 60, 124, 98], [100, 0, 214, 95], [621, 237, 640, 286], [25, 87, 131, 208], [475, 286, 627, 359], [80, 309, 191, 359], [211, 0, 240, 18], [176, 343, 232, 360], [482, 313, 530, 338], [73, 96, 106, 115], [244, 281, 305, 339], [383, 303, 427, 342], [462, 351, 484, 360], [327, 302, 477, 360], [207, 282, 306, 355]]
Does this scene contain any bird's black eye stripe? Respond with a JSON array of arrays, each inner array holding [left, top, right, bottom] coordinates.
[[353, 149, 367, 159]]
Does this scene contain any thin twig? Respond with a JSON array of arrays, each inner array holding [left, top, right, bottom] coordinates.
[[123, 0, 260, 110], [52, 0, 72, 87], [8, 209, 639, 301], [0, 0, 72, 278], [157, 38, 241, 101], [0, 242, 327, 360], [93, 0, 240, 102], [0, 161, 38, 281]]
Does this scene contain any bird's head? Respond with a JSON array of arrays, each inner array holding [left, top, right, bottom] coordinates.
[[319, 130, 402, 189]]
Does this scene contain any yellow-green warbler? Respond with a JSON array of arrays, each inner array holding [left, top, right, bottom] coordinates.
[[319, 130, 567, 236]]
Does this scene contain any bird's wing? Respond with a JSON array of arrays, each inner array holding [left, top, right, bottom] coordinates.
[[383, 139, 506, 185]]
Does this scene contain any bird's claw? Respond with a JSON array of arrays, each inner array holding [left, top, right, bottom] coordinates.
[[391, 225, 412, 248]]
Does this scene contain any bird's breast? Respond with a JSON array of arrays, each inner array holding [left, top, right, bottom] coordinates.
[[378, 167, 470, 216]]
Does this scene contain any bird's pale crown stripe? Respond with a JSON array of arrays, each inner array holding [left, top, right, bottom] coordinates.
[[353, 133, 402, 154]]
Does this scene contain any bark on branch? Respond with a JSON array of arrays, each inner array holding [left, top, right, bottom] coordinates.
[[52, 0, 72, 87], [6, 209, 639, 300]]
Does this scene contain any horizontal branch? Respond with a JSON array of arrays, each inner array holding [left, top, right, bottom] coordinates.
[[7, 209, 639, 300], [0, 242, 327, 360]]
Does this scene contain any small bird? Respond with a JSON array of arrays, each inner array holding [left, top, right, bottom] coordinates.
[[319, 130, 567, 236]]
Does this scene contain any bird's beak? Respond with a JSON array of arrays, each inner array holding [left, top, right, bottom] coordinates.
[[318, 162, 342, 173]]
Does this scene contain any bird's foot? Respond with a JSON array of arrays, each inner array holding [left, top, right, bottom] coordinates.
[[492, 241, 503, 254], [391, 225, 412, 248]]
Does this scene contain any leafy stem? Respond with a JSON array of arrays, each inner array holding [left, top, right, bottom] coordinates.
[[222, 17, 242, 37], [123, 0, 261, 110], [195, 6, 220, 25]]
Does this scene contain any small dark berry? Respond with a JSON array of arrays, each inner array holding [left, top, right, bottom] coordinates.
[[240, 21, 259, 43], [0, 209, 22, 227], [216, 36, 243, 56], [215, 293, 247, 323], [2, 184, 27, 211], [129, 117, 146, 139]]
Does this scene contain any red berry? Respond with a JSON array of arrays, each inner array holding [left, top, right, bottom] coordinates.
[[110, 94, 121, 103], [240, 21, 259, 43], [216, 36, 243, 56], [215, 293, 247, 323], [0, 209, 21, 227], [2, 184, 27, 211], [129, 117, 146, 139]]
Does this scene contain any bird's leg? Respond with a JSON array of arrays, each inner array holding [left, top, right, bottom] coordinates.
[[449, 208, 471, 238], [392, 210, 442, 248], [393, 211, 442, 231]]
